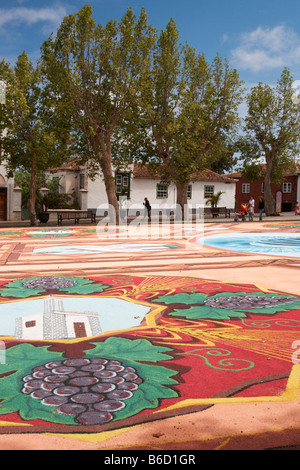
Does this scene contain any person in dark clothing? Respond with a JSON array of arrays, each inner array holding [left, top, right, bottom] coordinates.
[[258, 197, 264, 221], [143, 197, 151, 221]]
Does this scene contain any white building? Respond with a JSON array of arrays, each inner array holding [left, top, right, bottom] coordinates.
[[46, 162, 237, 215], [15, 296, 102, 340], [0, 162, 22, 221]]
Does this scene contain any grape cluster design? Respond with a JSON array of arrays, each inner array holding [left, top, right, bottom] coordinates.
[[204, 295, 298, 310], [22, 277, 77, 290], [21, 358, 143, 425]]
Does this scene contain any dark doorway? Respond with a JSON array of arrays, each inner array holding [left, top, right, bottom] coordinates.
[[0, 188, 7, 221], [73, 322, 87, 338]]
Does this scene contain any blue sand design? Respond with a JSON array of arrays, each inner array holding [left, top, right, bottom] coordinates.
[[198, 232, 300, 257], [33, 244, 179, 255]]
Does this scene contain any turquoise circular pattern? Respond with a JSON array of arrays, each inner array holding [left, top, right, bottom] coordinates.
[[198, 232, 300, 257]]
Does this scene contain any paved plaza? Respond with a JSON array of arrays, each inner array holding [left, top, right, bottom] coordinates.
[[0, 214, 299, 450]]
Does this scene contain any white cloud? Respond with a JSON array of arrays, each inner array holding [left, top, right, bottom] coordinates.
[[231, 24, 300, 72], [0, 3, 68, 30]]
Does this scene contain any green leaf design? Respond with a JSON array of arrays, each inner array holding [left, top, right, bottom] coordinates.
[[0, 276, 109, 298], [85, 339, 178, 421], [0, 279, 46, 297], [0, 344, 69, 422], [171, 305, 247, 320], [0, 338, 178, 425], [88, 337, 174, 363], [153, 291, 300, 321]]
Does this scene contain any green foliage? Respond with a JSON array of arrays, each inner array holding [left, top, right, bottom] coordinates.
[[0, 52, 69, 225], [40, 5, 156, 221], [238, 68, 300, 214], [205, 191, 224, 208], [14, 169, 75, 212], [136, 36, 244, 208]]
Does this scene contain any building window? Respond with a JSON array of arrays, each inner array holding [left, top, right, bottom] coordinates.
[[51, 177, 60, 194], [283, 182, 292, 193], [187, 184, 192, 199], [156, 183, 168, 199], [25, 321, 36, 328], [115, 172, 131, 199], [79, 174, 85, 189], [242, 183, 250, 194], [261, 183, 264, 194], [204, 185, 214, 198]]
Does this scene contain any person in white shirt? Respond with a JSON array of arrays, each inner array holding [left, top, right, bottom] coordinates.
[[248, 196, 255, 221]]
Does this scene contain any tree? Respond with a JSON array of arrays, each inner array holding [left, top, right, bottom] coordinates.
[[0, 52, 67, 225], [41, 4, 155, 224], [238, 68, 300, 215], [137, 23, 243, 215], [205, 191, 224, 208]]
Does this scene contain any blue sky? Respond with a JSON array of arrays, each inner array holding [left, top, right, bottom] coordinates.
[[1, 0, 300, 88]]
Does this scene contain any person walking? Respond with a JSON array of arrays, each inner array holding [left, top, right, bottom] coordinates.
[[143, 197, 151, 221], [258, 197, 264, 221], [295, 201, 300, 215], [248, 196, 255, 221]]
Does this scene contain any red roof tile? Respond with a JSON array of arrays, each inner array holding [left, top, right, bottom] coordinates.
[[47, 160, 82, 171], [133, 163, 235, 183]]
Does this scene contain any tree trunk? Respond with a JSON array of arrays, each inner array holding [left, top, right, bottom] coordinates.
[[28, 167, 37, 226], [176, 182, 189, 220], [101, 151, 119, 225], [264, 165, 275, 216]]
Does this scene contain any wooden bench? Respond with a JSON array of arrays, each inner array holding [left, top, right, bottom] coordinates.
[[57, 210, 96, 225], [204, 207, 231, 218]]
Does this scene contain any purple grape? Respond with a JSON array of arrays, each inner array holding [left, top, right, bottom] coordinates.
[[68, 376, 99, 387], [69, 371, 91, 378], [42, 396, 69, 406], [122, 367, 136, 374], [94, 400, 125, 412], [101, 376, 125, 385], [91, 383, 116, 394], [90, 359, 108, 365], [45, 361, 64, 370], [93, 370, 117, 379], [71, 392, 104, 404], [64, 359, 90, 367], [121, 373, 139, 382], [23, 380, 44, 391], [106, 364, 125, 373], [41, 382, 58, 392], [32, 370, 52, 379], [20, 357, 143, 425], [44, 374, 68, 383], [57, 403, 87, 416], [81, 364, 105, 373], [118, 382, 139, 391], [106, 390, 133, 400], [52, 366, 76, 375], [76, 411, 113, 425], [23, 277, 77, 290], [53, 386, 81, 397], [22, 375, 34, 383], [31, 389, 52, 400]]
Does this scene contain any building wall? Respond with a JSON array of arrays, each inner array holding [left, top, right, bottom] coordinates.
[[0, 163, 21, 221], [15, 313, 44, 340], [230, 174, 298, 212], [46, 169, 81, 204], [87, 173, 236, 212]]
